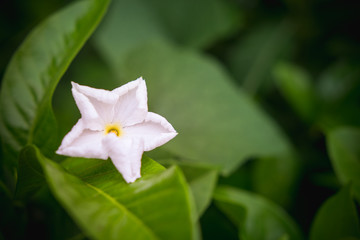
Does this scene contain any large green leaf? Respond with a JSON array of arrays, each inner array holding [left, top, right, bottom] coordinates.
[[17, 145, 198, 239], [94, 0, 167, 77], [59, 155, 197, 239], [0, 0, 110, 169], [120, 41, 290, 175], [180, 165, 218, 218], [327, 127, 360, 200], [158, 159, 218, 218], [94, 0, 240, 76], [310, 186, 360, 240], [143, 0, 241, 48], [214, 186, 303, 240]]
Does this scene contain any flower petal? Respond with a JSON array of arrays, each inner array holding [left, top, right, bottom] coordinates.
[[112, 77, 148, 127], [56, 119, 108, 159], [102, 134, 144, 183], [124, 112, 177, 151], [71, 82, 118, 129]]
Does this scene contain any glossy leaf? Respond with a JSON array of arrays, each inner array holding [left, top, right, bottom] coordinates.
[[181, 166, 218, 218], [310, 186, 360, 240], [158, 159, 218, 217], [121, 41, 290, 175], [327, 127, 360, 200], [0, 0, 110, 168], [273, 62, 316, 121], [214, 186, 303, 240], [59, 155, 197, 240]]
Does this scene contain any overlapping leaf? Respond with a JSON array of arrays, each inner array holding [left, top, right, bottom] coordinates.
[[327, 127, 360, 200], [214, 186, 303, 240], [310, 186, 360, 240], [94, 0, 240, 77], [0, 0, 110, 169], [120, 41, 290, 175], [95, 0, 240, 63], [22, 145, 197, 240], [158, 159, 218, 217]]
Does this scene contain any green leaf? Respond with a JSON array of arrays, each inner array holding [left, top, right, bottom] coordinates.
[[33, 149, 197, 240], [15, 146, 45, 199], [273, 62, 316, 121], [226, 22, 293, 95], [94, 0, 167, 77], [180, 166, 218, 218], [316, 62, 360, 129], [327, 127, 360, 200], [252, 151, 302, 208], [121, 41, 290, 175], [0, 0, 110, 169], [144, 0, 241, 48], [94, 0, 240, 75], [214, 186, 303, 240], [317, 61, 360, 104], [158, 159, 218, 218], [310, 186, 360, 240]]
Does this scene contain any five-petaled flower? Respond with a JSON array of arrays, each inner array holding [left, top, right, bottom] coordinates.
[[56, 77, 177, 183]]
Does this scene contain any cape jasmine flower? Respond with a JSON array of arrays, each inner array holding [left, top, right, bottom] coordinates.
[[56, 77, 177, 183]]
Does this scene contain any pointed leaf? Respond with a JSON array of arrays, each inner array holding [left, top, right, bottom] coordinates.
[[273, 62, 316, 121], [121, 41, 290, 175], [52, 154, 197, 240], [0, 0, 110, 169], [158, 159, 218, 217], [36, 151, 157, 239], [17, 145, 197, 239], [94, 0, 166, 75], [310, 186, 360, 240], [214, 186, 303, 240], [181, 166, 218, 218], [327, 127, 360, 200], [94, 0, 240, 75]]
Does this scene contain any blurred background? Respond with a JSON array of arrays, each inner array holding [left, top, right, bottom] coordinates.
[[1, 0, 360, 239]]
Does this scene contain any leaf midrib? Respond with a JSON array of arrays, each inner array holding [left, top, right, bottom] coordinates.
[[28, 0, 105, 145], [85, 182, 160, 239]]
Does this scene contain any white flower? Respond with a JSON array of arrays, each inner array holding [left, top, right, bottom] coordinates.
[[56, 77, 177, 183]]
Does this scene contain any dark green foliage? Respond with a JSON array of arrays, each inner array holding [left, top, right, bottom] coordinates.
[[1, 0, 359, 239]]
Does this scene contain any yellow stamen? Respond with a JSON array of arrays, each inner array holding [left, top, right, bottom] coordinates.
[[104, 123, 122, 137]]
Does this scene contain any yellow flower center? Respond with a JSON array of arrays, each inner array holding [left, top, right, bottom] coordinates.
[[104, 123, 122, 137]]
